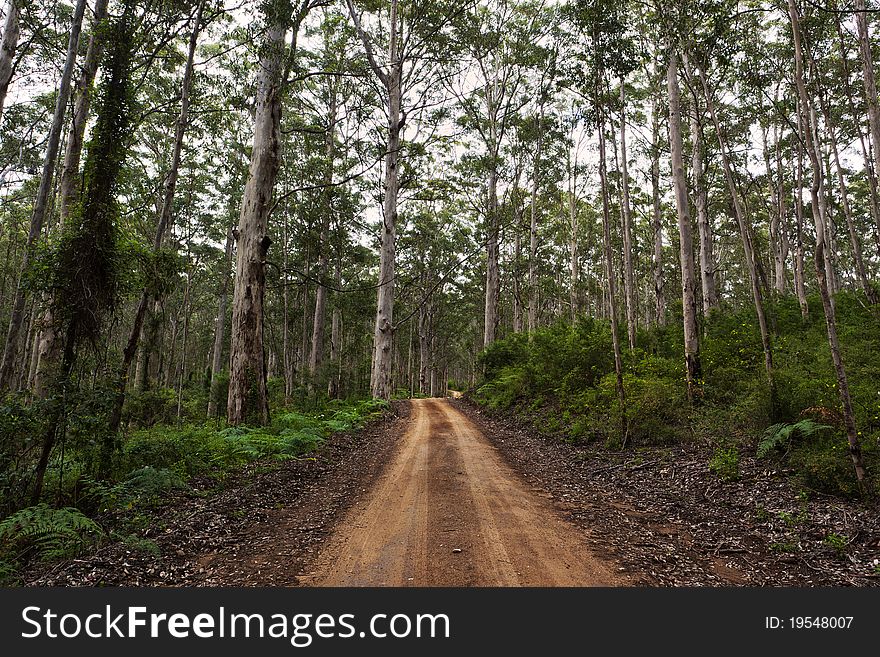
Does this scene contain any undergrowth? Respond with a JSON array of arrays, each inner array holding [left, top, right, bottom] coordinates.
[[0, 397, 389, 583], [473, 292, 880, 499]]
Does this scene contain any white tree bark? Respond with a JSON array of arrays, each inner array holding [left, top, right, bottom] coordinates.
[[836, 15, 880, 254], [820, 92, 875, 302], [484, 164, 500, 347], [598, 110, 626, 431], [309, 85, 337, 388], [688, 90, 717, 314], [227, 10, 286, 424], [794, 100, 809, 318], [0, 0, 87, 391], [346, 0, 401, 399], [650, 96, 666, 325], [568, 147, 579, 325], [668, 53, 701, 402], [0, 0, 19, 124], [619, 82, 636, 350], [856, 0, 880, 245], [528, 103, 543, 334], [772, 120, 790, 296]]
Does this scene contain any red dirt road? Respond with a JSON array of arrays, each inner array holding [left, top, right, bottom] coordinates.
[[299, 398, 625, 586]]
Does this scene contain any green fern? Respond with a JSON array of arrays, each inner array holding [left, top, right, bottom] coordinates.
[[119, 466, 185, 502], [0, 504, 102, 561], [757, 420, 832, 459]]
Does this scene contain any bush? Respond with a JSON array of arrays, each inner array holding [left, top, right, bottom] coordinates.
[[122, 425, 222, 476], [123, 388, 178, 428], [0, 397, 49, 514], [621, 373, 689, 445], [474, 367, 530, 410], [788, 433, 870, 498], [470, 296, 879, 499], [709, 447, 740, 481], [120, 397, 391, 481], [478, 333, 529, 379]]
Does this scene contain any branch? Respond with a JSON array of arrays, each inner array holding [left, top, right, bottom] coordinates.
[[344, 0, 389, 87]]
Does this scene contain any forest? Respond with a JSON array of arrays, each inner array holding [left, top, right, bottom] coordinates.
[[0, 0, 879, 586]]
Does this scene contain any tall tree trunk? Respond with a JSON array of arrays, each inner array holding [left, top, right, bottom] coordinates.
[[31, 325, 77, 503], [309, 86, 337, 389], [282, 208, 292, 401], [327, 273, 342, 399], [207, 223, 235, 418], [484, 165, 500, 347], [0, 0, 86, 391], [598, 112, 626, 435], [511, 164, 523, 332], [668, 53, 701, 403], [528, 105, 543, 334], [25, 306, 39, 389], [59, 0, 110, 222], [134, 303, 157, 392], [513, 228, 523, 332], [0, 0, 19, 123], [689, 89, 717, 314], [346, 0, 401, 399], [418, 298, 430, 396], [789, 0, 867, 488], [773, 119, 790, 296], [794, 100, 809, 318], [33, 0, 111, 398], [227, 4, 289, 423], [175, 267, 192, 420], [109, 0, 205, 434], [836, 15, 880, 254], [327, 210, 343, 399], [762, 124, 786, 296], [819, 91, 876, 302], [37, 6, 135, 490], [619, 82, 636, 350], [163, 307, 181, 390], [821, 148, 840, 296], [856, 0, 880, 247], [20, 300, 35, 390], [650, 96, 666, 325], [299, 270, 310, 386], [568, 148, 579, 324], [698, 64, 773, 386]]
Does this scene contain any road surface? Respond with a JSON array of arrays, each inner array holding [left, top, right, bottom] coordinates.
[[299, 398, 624, 586]]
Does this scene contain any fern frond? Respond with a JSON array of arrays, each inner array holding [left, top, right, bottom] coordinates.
[[0, 504, 102, 561], [757, 420, 832, 459]]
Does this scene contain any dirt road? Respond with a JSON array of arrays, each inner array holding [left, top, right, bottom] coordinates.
[[299, 398, 625, 587]]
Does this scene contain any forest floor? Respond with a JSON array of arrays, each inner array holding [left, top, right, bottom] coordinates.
[[27, 398, 880, 587]]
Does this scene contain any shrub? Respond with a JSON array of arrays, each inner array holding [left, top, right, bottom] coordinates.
[[709, 447, 740, 481], [477, 333, 529, 379], [123, 388, 178, 428], [0, 397, 48, 514], [621, 372, 689, 445], [787, 433, 867, 498], [475, 367, 530, 410]]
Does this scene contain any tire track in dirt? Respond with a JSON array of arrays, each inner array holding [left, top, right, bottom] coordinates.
[[299, 398, 627, 586]]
